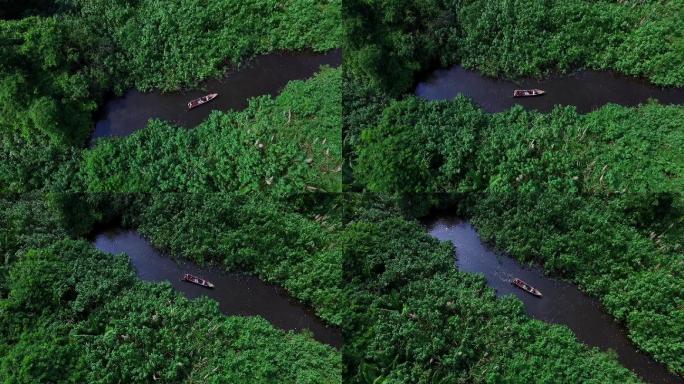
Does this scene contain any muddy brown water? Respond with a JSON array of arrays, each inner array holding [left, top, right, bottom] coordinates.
[[416, 65, 684, 113], [425, 217, 682, 384], [92, 228, 342, 348], [90, 50, 341, 144]]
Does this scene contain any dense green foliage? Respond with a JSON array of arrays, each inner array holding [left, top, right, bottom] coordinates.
[[3, 66, 341, 194], [63, 0, 341, 92], [1, 0, 341, 193], [342, 196, 640, 383], [345, 0, 684, 96], [0, 16, 101, 146], [355, 96, 485, 194], [0, 195, 341, 383], [0, 196, 67, 293], [354, 97, 684, 375], [125, 193, 349, 326], [4, 192, 643, 382], [65, 68, 342, 195]]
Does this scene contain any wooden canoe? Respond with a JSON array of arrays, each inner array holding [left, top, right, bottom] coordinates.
[[187, 93, 218, 109], [512, 278, 542, 297], [182, 273, 215, 288], [513, 89, 545, 97]]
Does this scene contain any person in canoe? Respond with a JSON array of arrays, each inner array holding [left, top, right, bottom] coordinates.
[[187, 93, 218, 109], [182, 273, 215, 288], [513, 89, 545, 97], [512, 278, 542, 297]]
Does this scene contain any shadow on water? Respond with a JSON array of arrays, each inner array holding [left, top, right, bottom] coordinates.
[[92, 228, 342, 348], [90, 49, 341, 145], [416, 65, 684, 113], [425, 216, 682, 384]]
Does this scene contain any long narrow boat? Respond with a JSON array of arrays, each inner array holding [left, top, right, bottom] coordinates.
[[182, 273, 215, 288], [187, 93, 218, 109], [513, 89, 545, 97], [512, 278, 542, 297]]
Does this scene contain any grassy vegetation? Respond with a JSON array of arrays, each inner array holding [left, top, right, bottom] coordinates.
[[64, 0, 341, 92]]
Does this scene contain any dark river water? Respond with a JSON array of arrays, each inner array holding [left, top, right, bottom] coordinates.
[[90, 50, 341, 143], [92, 228, 342, 348], [416, 65, 684, 113], [425, 217, 682, 384]]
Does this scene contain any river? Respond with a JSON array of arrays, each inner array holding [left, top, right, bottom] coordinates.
[[425, 216, 682, 384], [92, 228, 342, 348], [416, 65, 684, 113], [90, 50, 341, 143]]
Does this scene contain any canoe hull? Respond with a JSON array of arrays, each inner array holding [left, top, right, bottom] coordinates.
[[187, 93, 218, 109], [512, 278, 542, 297], [182, 273, 215, 288], [513, 89, 545, 98]]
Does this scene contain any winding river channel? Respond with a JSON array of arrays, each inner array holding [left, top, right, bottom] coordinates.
[[92, 228, 342, 348], [416, 65, 684, 113], [90, 50, 341, 143], [425, 216, 682, 384]]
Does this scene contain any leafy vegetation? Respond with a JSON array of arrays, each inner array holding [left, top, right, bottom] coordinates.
[[0, 1, 344, 379], [0, 195, 341, 383], [4, 191, 643, 382], [341, 195, 640, 383], [354, 96, 684, 376], [126, 193, 349, 326], [63, 0, 341, 92], [64, 68, 342, 195], [0, 16, 100, 146], [0, 0, 341, 193], [345, 0, 684, 96]]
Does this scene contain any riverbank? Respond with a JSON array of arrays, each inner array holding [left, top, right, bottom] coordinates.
[[0, 195, 342, 383], [351, 94, 684, 375], [92, 227, 342, 347], [90, 50, 341, 143], [425, 215, 682, 383], [345, 0, 683, 97], [342, 194, 642, 383], [416, 65, 684, 113], [49, 67, 342, 195]]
